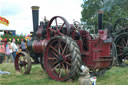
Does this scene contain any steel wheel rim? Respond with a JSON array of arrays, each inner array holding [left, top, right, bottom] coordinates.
[[44, 38, 72, 81]]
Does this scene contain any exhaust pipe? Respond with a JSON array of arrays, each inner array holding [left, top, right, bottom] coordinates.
[[98, 11, 108, 40], [31, 6, 39, 33], [98, 11, 103, 30]]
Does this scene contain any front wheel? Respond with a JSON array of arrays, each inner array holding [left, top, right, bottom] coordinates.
[[15, 52, 32, 74]]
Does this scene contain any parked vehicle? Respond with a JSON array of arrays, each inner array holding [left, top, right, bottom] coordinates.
[[15, 6, 116, 81]]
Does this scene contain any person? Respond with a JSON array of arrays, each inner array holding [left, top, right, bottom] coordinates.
[[11, 39, 18, 61], [5, 42, 10, 63], [5, 42, 13, 63], [8, 42, 13, 62], [20, 39, 26, 51], [0, 42, 5, 64]]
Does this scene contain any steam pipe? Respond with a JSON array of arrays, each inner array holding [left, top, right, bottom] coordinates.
[[98, 11, 103, 30], [31, 6, 39, 33]]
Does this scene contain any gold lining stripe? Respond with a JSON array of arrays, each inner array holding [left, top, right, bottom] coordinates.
[[98, 11, 103, 14], [31, 6, 39, 10]]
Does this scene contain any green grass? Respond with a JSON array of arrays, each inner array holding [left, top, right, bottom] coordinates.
[[0, 63, 128, 85]]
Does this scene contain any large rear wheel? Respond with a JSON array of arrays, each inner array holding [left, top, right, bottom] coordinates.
[[43, 36, 82, 81]]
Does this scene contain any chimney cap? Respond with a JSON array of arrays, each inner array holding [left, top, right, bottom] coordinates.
[[31, 6, 40, 10], [98, 11, 103, 14]]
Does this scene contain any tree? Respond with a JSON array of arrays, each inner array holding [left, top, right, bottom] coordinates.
[[81, 0, 128, 33]]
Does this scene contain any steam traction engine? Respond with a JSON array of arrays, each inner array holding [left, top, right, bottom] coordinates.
[[112, 18, 128, 66], [15, 6, 116, 81]]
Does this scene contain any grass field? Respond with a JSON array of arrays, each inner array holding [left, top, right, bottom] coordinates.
[[0, 63, 128, 85]]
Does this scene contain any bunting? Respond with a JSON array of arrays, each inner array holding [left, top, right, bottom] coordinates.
[[0, 16, 9, 26]]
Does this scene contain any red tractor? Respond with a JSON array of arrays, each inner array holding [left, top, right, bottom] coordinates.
[[15, 6, 116, 81]]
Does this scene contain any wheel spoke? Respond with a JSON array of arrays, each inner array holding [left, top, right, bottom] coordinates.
[[66, 64, 69, 74], [65, 53, 71, 58], [50, 45, 59, 55], [59, 22, 65, 31], [118, 24, 122, 29], [25, 59, 28, 64], [59, 67, 62, 78], [62, 44, 67, 55], [49, 27, 56, 33], [24, 65, 26, 72], [19, 56, 23, 61], [58, 63, 61, 77], [60, 41, 63, 50], [117, 44, 124, 48], [23, 57, 26, 62], [121, 42, 125, 47], [118, 49, 123, 52], [118, 53, 123, 56], [58, 32, 64, 36], [53, 60, 58, 66], [122, 38, 126, 45], [48, 57, 57, 60], [20, 66, 22, 72], [65, 61, 71, 66], [55, 18, 59, 31], [58, 40, 62, 55], [62, 63, 68, 75], [51, 51, 59, 57], [51, 63, 60, 71]]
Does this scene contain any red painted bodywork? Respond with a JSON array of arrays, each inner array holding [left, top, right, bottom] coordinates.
[[76, 30, 112, 69], [77, 39, 111, 69]]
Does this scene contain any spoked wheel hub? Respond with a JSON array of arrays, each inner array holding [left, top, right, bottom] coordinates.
[[57, 55, 64, 62], [19, 61, 27, 67]]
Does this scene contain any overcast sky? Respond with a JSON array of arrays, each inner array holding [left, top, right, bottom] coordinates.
[[0, 0, 83, 35]]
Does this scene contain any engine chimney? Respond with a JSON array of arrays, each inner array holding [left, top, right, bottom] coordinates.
[[31, 6, 39, 33], [98, 11, 103, 30]]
